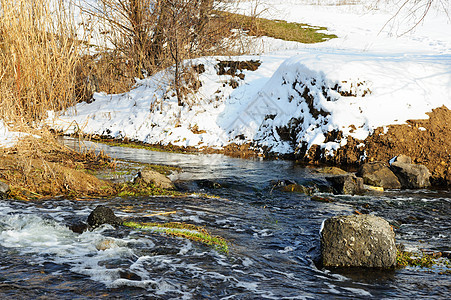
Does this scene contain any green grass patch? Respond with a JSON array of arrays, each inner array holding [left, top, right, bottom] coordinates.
[[219, 11, 337, 44], [123, 221, 229, 254], [115, 182, 183, 198], [396, 250, 450, 268]]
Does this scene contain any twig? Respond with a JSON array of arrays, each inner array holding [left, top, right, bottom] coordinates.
[[143, 210, 177, 217]]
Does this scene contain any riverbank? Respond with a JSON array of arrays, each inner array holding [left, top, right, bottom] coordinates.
[[67, 104, 451, 188], [46, 0, 451, 188], [0, 131, 182, 200]]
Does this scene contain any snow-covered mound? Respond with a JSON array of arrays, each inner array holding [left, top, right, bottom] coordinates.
[[47, 50, 451, 156], [46, 0, 451, 158], [250, 52, 451, 155]]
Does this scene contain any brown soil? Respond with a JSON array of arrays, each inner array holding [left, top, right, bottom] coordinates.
[[364, 106, 451, 186], [304, 106, 451, 186]]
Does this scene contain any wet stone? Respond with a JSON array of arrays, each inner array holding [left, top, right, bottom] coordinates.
[[357, 161, 401, 189], [390, 161, 431, 188], [135, 168, 175, 189], [326, 174, 365, 195], [87, 205, 123, 228], [320, 214, 397, 268]]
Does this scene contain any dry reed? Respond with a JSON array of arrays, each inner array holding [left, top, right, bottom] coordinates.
[[0, 0, 82, 124]]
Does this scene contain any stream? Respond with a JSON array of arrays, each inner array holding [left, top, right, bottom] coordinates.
[[0, 138, 449, 299]]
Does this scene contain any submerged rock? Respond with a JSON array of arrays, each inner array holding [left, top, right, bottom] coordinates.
[[69, 222, 90, 234], [357, 161, 401, 189], [280, 183, 314, 195], [87, 205, 123, 228], [96, 239, 117, 251], [196, 179, 222, 189], [326, 174, 364, 195], [390, 157, 431, 188], [134, 168, 175, 189], [321, 214, 396, 268], [270, 179, 296, 188], [271, 179, 332, 195]]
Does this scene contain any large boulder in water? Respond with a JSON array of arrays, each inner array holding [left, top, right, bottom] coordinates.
[[134, 168, 175, 189], [326, 174, 365, 195], [87, 206, 123, 228], [321, 214, 396, 268], [390, 156, 431, 188], [357, 161, 401, 189]]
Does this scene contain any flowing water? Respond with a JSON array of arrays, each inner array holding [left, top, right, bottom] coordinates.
[[0, 138, 449, 299]]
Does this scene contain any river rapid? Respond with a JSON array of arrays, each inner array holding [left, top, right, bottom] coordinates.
[[0, 138, 449, 299]]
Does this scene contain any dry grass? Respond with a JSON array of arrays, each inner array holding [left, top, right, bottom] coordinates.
[[0, 131, 116, 199], [217, 11, 337, 44], [0, 0, 121, 200], [0, 0, 84, 124], [76, 51, 136, 97]]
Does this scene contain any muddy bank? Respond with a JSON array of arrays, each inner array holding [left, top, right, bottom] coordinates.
[[302, 106, 450, 186]]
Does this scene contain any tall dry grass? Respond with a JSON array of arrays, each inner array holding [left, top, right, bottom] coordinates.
[[0, 0, 83, 125]]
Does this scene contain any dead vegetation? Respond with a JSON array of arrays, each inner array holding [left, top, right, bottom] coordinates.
[[0, 0, 82, 123], [0, 131, 116, 200]]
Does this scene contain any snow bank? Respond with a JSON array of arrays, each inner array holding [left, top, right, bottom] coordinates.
[[250, 51, 451, 154], [47, 50, 451, 155], [0, 121, 28, 148], [45, 0, 451, 157]]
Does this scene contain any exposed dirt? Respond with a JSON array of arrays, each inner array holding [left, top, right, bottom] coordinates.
[[302, 106, 451, 186], [216, 60, 262, 77], [363, 106, 451, 186]]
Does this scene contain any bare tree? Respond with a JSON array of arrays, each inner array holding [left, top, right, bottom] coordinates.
[[81, 0, 233, 106], [379, 0, 449, 36]]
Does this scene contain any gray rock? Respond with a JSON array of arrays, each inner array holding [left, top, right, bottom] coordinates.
[[315, 167, 348, 175], [0, 181, 10, 199], [357, 162, 401, 189], [135, 168, 175, 189], [390, 161, 431, 188], [326, 174, 365, 195], [87, 206, 122, 228], [394, 155, 412, 164], [321, 214, 396, 268], [69, 222, 90, 234]]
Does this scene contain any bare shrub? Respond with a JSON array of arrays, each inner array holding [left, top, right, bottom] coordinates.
[[81, 0, 239, 105]]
